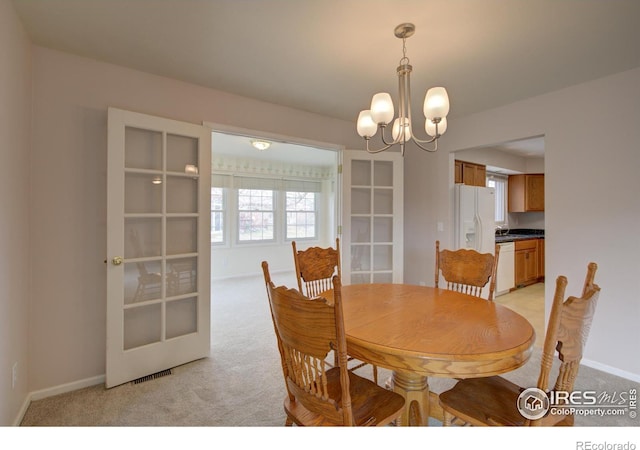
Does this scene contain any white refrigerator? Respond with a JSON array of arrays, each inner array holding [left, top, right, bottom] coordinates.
[[454, 184, 495, 255]]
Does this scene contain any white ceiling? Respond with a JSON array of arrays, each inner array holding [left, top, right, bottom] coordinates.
[[12, 0, 640, 160], [212, 132, 338, 166]]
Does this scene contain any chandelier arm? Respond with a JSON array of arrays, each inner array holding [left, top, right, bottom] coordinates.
[[364, 139, 396, 154], [411, 136, 439, 152], [412, 117, 442, 145], [411, 134, 439, 145], [379, 125, 399, 146]]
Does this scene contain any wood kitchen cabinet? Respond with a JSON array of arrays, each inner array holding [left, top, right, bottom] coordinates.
[[515, 239, 539, 287], [454, 160, 462, 184], [537, 238, 545, 281], [508, 174, 544, 212], [455, 160, 486, 187]]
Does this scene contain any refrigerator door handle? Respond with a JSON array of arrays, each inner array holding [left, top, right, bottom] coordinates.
[[475, 213, 483, 252]]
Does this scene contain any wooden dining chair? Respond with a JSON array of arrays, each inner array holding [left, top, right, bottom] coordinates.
[[262, 261, 405, 426], [129, 227, 177, 300], [438, 262, 600, 426], [292, 239, 342, 298], [435, 240, 500, 301], [292, 239, 378, 384]]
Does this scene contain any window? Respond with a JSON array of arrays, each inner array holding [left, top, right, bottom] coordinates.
[[487, 173, 507, 225], [213, 174, 324, 245], [211, 187, 225, 244], [211, 174, 231, 245], [286, 191, 317, 239], [237, 189, 275, 242]]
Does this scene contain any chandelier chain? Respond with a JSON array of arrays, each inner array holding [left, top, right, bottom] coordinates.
[[400, 37, 409, 65]]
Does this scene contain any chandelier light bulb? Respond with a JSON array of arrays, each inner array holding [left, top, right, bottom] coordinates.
[[370, 93, 395, 125], [426, 117, 447, 137], [357, 110, 378, 138], [392, 117, 412, 141], [424, 87, 450, 120]]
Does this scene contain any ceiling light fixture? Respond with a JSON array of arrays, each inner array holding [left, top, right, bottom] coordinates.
[[251, 140, 271, 151], [356, 23, 450, 156]]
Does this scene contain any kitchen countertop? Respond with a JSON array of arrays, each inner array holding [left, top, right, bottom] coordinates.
[[495, 229, 544, 244]]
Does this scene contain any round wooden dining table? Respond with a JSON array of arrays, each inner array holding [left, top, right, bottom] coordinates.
[[327, 283, 536, 426]]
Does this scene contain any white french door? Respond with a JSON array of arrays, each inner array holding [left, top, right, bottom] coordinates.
[[342, 150, 404, 284], [106, 108, 211, 388]]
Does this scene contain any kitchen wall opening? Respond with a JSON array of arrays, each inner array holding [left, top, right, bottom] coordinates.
[[453, 136, 546, 344]]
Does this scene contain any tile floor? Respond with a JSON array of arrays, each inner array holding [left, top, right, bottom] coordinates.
[[494, 282, 545, 348]]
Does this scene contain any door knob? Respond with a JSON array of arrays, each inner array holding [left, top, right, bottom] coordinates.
[[112, 256, 123, 266]]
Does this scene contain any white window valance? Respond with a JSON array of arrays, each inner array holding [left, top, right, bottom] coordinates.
[[213, 174, 321, 193]]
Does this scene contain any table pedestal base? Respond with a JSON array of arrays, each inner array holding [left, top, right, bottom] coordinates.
[[392, 371, 430, 426]]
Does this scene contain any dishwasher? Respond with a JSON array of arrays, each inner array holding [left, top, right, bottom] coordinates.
[[496, 242, 515, 296]]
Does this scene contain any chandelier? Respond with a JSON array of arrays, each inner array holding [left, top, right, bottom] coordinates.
[[356, 23, 450, 156]]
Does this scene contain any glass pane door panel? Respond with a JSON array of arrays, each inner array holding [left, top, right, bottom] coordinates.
[[374, 161, 393, 186], [125, 127, 162, 171], [351, 217, 371, 243], [343, 151, 402, 286], [166, 297, 197, 339], [351, 188, 371, 214], [351, 160, 371, 186], [351, 274, 370, 285], [351, 245, 370, 272], [124, 304, 162, 350], [373, 245, 393, 271], [166, 176, 197, 214], [373, 217, 393, 243], [125, 218, 162, 259], [168, 257, 197, 297], [373, 273, 393, 283], [124, 260, 163, 304], [166, 217, 197, 255], [373, 188, 393, 214], [125, 173, 163, 214], [167, 134, 198, 173]]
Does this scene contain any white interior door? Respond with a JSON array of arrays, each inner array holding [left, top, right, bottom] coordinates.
[[106, 108, 211, 388], [342, 150, 403, 284]]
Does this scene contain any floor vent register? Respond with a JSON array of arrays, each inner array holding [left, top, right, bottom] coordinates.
[[131, 368, 173, 384]]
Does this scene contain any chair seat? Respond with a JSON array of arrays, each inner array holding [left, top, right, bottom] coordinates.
[[439, 376, 527, 426], [285, 367, 404, 426], [439, 375, 573, 426]]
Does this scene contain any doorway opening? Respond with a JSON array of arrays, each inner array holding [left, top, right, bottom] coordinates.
[[452, 136, 546, 343], [208, 129, 341, 341], [209, 130, 340, 280]]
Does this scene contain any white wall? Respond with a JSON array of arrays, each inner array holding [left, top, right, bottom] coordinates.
[[405, 67, 640, 380], [28, 46, 362, 394], [0, 0, 32, 425]]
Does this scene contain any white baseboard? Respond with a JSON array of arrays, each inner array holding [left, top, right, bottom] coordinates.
[[29, 374, 105, 401], [581, 357, 640, 383], [13, 374, 105, 426], [12, 396, 32, 426], [212, 267, 293, 282]]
